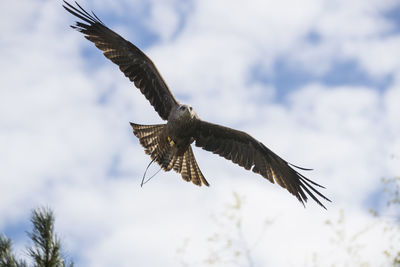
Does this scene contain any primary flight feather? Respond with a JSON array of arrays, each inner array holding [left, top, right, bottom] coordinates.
[[63, 1, 331, 208]]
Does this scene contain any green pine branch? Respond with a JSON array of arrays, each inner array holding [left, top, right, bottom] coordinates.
[[0, 235, 27, 267], [0, 208, 73, 267]]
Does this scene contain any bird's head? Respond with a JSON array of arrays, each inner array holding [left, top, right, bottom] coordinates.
[[177, 104, 197, 120]]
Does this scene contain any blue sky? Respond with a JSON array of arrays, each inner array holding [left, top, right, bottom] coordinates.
[[1, 0, 400, 266]]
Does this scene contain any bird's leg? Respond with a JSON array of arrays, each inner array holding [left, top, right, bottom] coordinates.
[[167, 136, 175, 147]]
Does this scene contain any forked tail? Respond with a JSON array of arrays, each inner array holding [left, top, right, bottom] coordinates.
[[130, 122, 209, 186]]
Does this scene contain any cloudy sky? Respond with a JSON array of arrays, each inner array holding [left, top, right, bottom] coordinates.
[[1, 0, 400, 266]]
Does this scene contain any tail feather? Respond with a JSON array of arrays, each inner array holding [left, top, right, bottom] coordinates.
[[181, 152, 191, 182], [180, 147, 209, 186], [130, 122, 209, 186], [173, 155, 183, 173]]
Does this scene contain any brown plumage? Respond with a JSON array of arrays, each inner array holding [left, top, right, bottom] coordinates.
[[64, 1, 331, 208]]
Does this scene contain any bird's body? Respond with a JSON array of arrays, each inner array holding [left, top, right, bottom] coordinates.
[[131, 104, 209, 186], [166, 104, 198, 156], [63, 1, 331, 208]]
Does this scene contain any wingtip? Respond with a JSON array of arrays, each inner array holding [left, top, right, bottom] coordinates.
[[62, 0, 73, 10], [289, 162, 313, 171], [311, 193, 331, 210], [302, 197, 328, 210]]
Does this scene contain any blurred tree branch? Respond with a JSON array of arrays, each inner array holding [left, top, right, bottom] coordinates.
[[177, 173, 400, 266], [176, 192, 274, 267]]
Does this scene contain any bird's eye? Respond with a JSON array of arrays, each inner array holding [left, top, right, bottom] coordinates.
[[189, 106, 193, 111]]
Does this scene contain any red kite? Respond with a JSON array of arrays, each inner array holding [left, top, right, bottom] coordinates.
[[64, 1, 330, 208]]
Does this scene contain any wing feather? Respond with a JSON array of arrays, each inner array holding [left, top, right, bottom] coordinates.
[[63, 1, 179, 120], [194, 120, 330, 208]]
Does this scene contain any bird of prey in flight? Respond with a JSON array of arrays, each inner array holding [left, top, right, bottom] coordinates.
[[63, 1, 330, 208]]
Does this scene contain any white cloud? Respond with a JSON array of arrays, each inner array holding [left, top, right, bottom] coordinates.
[[343, 36, 400, 78], [1, 0, 400, 266]]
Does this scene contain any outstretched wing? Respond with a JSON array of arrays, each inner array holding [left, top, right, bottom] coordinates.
[[193, 120, 331, 208], [63, 1, 179, 120]]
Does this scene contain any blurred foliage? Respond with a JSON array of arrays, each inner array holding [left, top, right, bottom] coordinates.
[[311, 176, 400, 267], [177, 176, 400, 267], [322, 209, 374, 267], [202, 192, 273, 267], [382, 176, 400, 211], [0, 208, 73, 267], [176, 192, 273, 267], [380, 176, 400, 267]]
